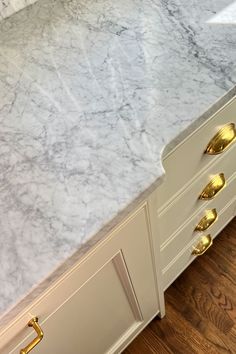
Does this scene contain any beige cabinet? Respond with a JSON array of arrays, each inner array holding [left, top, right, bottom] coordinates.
[[157, 96, 236, 290], [2, 94, 235, 354], [162, 195, 236, 290], [0, 203, 160, 354], [157, 97, 236, 209]]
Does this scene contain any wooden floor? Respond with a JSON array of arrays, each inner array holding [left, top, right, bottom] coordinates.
[[124, 217, 236, 354]]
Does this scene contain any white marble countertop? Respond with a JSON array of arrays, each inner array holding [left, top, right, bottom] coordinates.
[[0, 0, 38, 20], [0, 0, 235, 323]]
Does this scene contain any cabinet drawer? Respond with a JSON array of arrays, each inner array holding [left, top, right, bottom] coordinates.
[[161, 172, 236, 270], [157, 97, 236, 210], [162, 199, 236, 290], [159, 141, 236, 245], [0, 205, 158, 354]]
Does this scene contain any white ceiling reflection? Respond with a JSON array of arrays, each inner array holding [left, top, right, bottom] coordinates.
[[207, 1, 236, 23]]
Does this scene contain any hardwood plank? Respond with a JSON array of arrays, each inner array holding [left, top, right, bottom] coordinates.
[[167, 285, 233, 353], [173, 267, 234, 333], [124, 217, 236, 353], [149, 302, 219, 354], [190, 262, 236, 324], [125, 329, 173, 354]]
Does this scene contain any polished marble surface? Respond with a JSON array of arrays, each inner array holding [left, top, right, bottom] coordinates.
[[207, 1, 236, 24], [0, 0, 235, 321], [0, 0, 37, 20]]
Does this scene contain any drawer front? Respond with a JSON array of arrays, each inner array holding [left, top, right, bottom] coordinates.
[[159, 141, 236, 245], [157, 97, 236, 210], [162, 199, 236, 291], [0, 205, 158, 354], [161, 172, 236, 270]]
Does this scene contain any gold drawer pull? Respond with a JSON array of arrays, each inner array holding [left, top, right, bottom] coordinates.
[[195, 209, 218, 231], [205, 123, 236, 155], [192, 234, 213, 256], [199, 173, 225, 200], [20, 317, 44, 354]]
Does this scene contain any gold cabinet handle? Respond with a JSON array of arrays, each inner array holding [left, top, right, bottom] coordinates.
[[195, 209, 218, 232], [20, 317, 44, 354], [205, 123, 236, 155], [199, 173, 226, 200], [192, 234, 213, 256]]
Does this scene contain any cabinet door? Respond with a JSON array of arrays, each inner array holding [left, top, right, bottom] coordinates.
[[1, 204, 158, 354]]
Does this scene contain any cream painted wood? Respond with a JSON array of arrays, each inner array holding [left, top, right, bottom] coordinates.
[[161, 171, 236, 269], [158, 141, 236, 245], [1, 95, 236, 354], [0, 203, 159, 354], [13, 254, 141, 354], [157, 96, 236, 210], [145, 191, 165, 318], [162, 198, 236, 290]]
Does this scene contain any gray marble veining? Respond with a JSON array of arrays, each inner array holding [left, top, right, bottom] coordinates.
[[0, 0, 37, 20], [0, 0, 235, 322]]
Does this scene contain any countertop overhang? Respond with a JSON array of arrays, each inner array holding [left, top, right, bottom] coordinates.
[[0, 0, 235, 324]]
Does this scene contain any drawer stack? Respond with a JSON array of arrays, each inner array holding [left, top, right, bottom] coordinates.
[[157, 97, 236, 290]]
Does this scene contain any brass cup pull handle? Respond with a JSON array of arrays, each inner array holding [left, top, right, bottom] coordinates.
[[20, 317, 44, 354], [192, 234, 213, 256], [199, 173, 226, 200], [195, 209, 218, 232], [205, 123, 236, 155]]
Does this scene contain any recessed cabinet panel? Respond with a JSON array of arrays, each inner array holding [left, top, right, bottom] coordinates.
[[1, 205, 158, 354], [11, 253, 141, 354]]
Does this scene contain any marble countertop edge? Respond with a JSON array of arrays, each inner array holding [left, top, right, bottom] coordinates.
[[1, 85, 236, 329], [0, 0, 38, 21], [162, 85, 236, 158], [0, 0, 236, 330], [0, 169, 164, 329]]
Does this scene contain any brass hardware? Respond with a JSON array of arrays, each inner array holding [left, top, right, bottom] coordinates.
[[195, 209, 218, 231], [205, 123, 236, 155], [20, 317, 44, 354], [192, 234, 213, 256], [199, 173, 226, 200]]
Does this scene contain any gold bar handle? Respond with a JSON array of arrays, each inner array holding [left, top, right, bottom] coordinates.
[[20, 317, 44, 354], [205, 123, 236, 155], [195, 209, 218, 232], [192, 234, 213, 256], [199, 173, 225, 200]]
